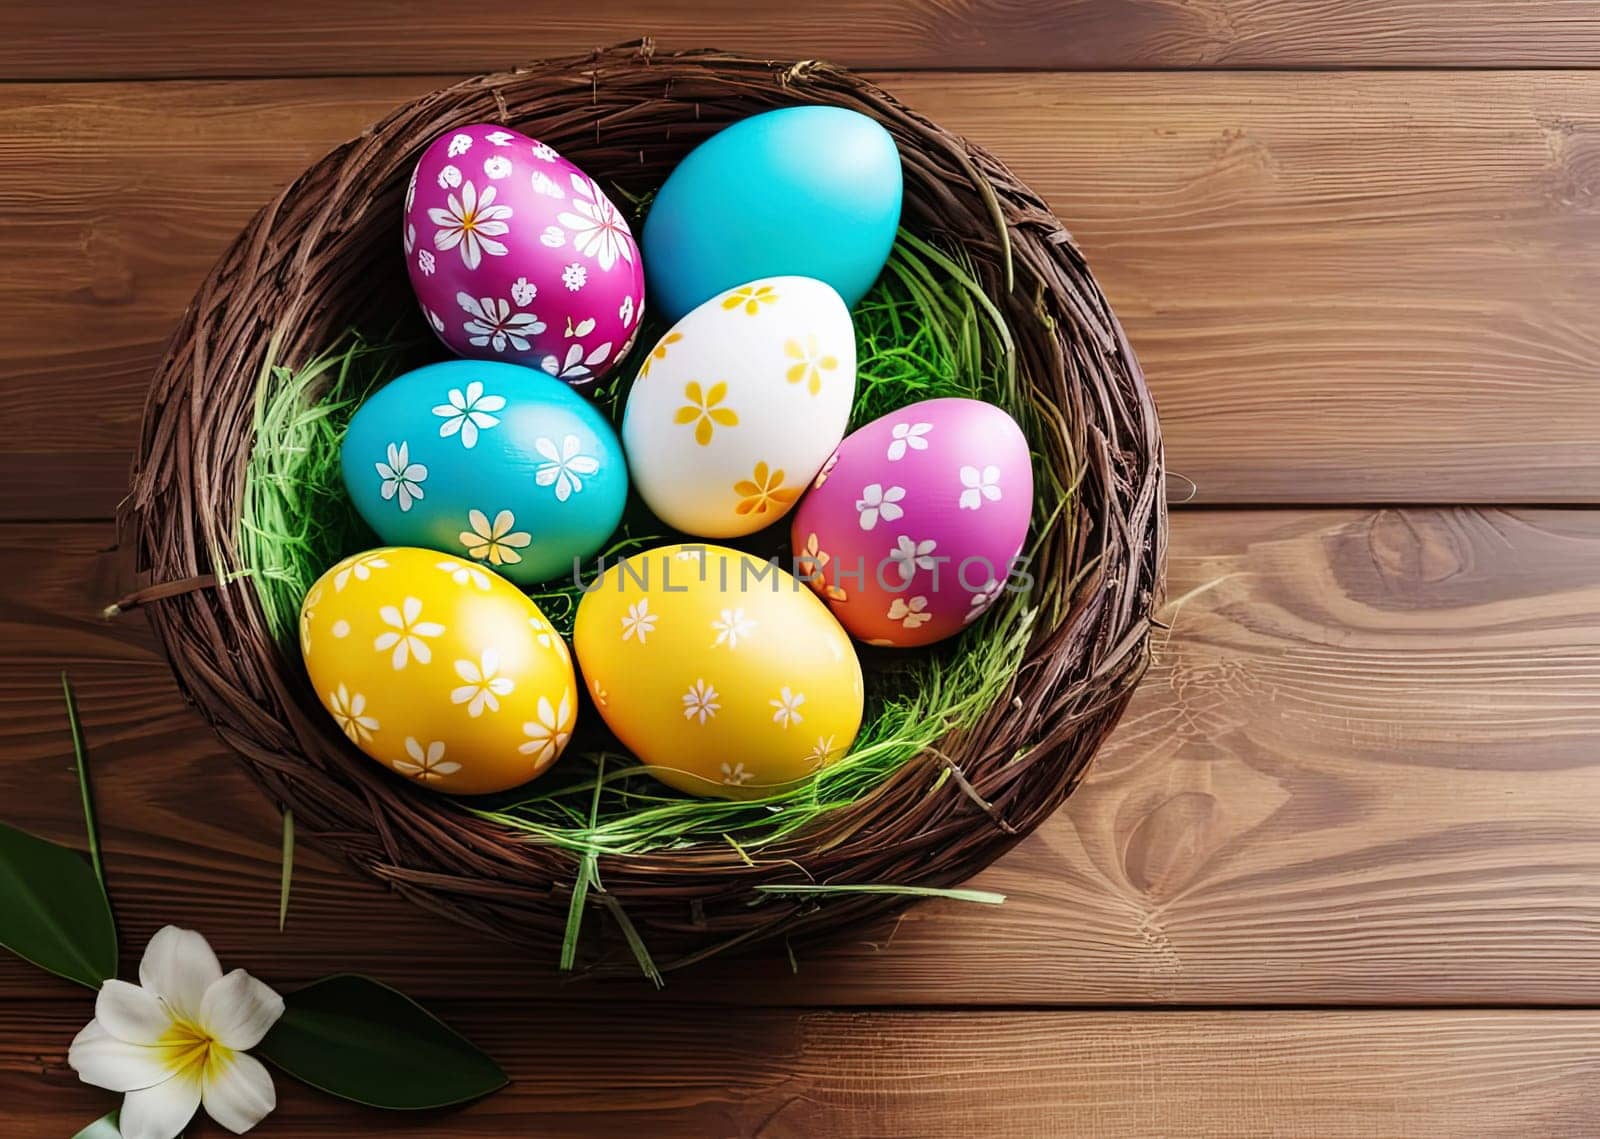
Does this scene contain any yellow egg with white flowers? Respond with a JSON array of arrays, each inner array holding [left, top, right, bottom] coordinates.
[[299, 546, 577, 795], [574, 543, 863, 799]]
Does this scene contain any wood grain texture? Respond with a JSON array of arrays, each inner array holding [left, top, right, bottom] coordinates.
[[5, 1, 1600, 78], [5, 509, 1600, 1005], [8, 71, 1600, 517], [6, 1004, 1600, 1137]]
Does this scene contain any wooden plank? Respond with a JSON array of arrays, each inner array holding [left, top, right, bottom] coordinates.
[[5, 1004, 1600, 1137], [7, 71, 1600, 517], [6, 509, 1600, 1005], [5, 2, 1600, 78]]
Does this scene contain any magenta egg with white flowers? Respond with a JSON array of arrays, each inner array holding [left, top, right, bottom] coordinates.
[[790, 397, 1033, 648], [402, 124, 645, 387]]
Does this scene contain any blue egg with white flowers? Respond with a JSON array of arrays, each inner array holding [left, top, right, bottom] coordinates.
[[642, 106, 903, 323], [341, 360, 626, 586]]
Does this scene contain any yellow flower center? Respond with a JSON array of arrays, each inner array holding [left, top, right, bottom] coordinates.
[[156, 1017, 234, 1086]]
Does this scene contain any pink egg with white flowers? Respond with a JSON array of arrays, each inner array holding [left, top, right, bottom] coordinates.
[[790, 398, 1032, 647], [403, 124, 645, 388]]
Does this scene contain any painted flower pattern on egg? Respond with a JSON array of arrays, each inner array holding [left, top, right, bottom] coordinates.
[[404, 124, 644, 385], [342, 361, 628, 587], [623, 277, 857, 539], [300, 547, 576, 795], [573, 544, 864, 800], [789, 397, 1033, 648]]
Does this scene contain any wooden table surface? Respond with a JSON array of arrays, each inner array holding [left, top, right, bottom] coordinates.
[[7, 4, 1600, 1136]]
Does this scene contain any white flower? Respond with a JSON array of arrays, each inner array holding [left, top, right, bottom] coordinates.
[[959, 464, 1002, 511], [510, 276, 537, 305], [373, 595, 445, 669], [620, 599, 656, 643], [889, 536, 938, 583], [530, 141, 558, 162], [619, 295, 635, 325], [403, 221, 416, 254], [804, 736, 837, 769], [68, 926, 284, 1139], [530, 170, 565, 199], [887, 421, 933, 461], [459, 508, 531, 565], [710, 607, 756, 649], [394, 738, 460, 782], [518, 691, 572, 765], [450, 649, 514, 716], [534, 434, 599, 501], [682, 678, 720, 724], [331, 551, 388, 592], [375, 441, 427, 511], [330, 619, 350, 638], [561, 262, 587, 291], [437, 163, 462, 189], [855, 483, 905, 531], [769, 687, 805, 728], [558, 174, 634, 271], [328, 683, 379, 742], [432, 380, 506, 448], [540, 340, 612, 382], [426, 307, 445, 332], [457, 292, 546, 353], [447, 132, 473, 157], [405, 167, 418, 212], [720, 762, 753, 786], [417, 249, 436, 276], [485, 130, 514, 147], [436, 558, 492, 590], [887, 595, 932, 630], [540, 225, 566, 248], [428, 180, 512, 270], [591, 678, 608, 707], [964, 578, 1004, 624], [482, 154, 512, 180]]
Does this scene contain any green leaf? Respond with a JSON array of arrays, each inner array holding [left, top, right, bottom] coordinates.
[[257, 974, 506, 1109], [278, 810, 293, 932], [0, 822, 117, 989], [71, 1110, 121, 1138]]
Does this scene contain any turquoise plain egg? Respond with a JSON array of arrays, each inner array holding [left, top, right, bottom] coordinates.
[[341, 360, 626, 586], [641, 106, 903, 323]]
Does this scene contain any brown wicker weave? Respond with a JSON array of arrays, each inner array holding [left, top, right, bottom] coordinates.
[[119, 43, 1164, 973]]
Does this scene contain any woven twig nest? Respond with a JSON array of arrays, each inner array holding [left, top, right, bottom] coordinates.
[[121, 44, 1164, 973]]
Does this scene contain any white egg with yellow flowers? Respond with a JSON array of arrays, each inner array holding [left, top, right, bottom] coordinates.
[[299, 546, 577, 795], [621, 275, 856, 538], [574, 543, 863, 799]]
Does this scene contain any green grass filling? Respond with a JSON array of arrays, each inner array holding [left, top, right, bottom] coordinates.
[[237, 228, 1068, 864]]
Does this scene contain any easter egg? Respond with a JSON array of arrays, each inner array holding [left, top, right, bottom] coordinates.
[[403, 123, 644, 387], [300, 546, 577, 795], [621, 276, 856, 538], [573, 543, 863, 799], [641, 106, 902, 322], [341, 360, 627, 587], [789, 398, 1032, 647]]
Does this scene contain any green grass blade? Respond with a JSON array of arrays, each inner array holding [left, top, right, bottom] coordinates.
[[753, 884, 1007, 905], [597, 893, 662, 989], [278, 810, 294, 932], [60, 673, 103, 894]]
